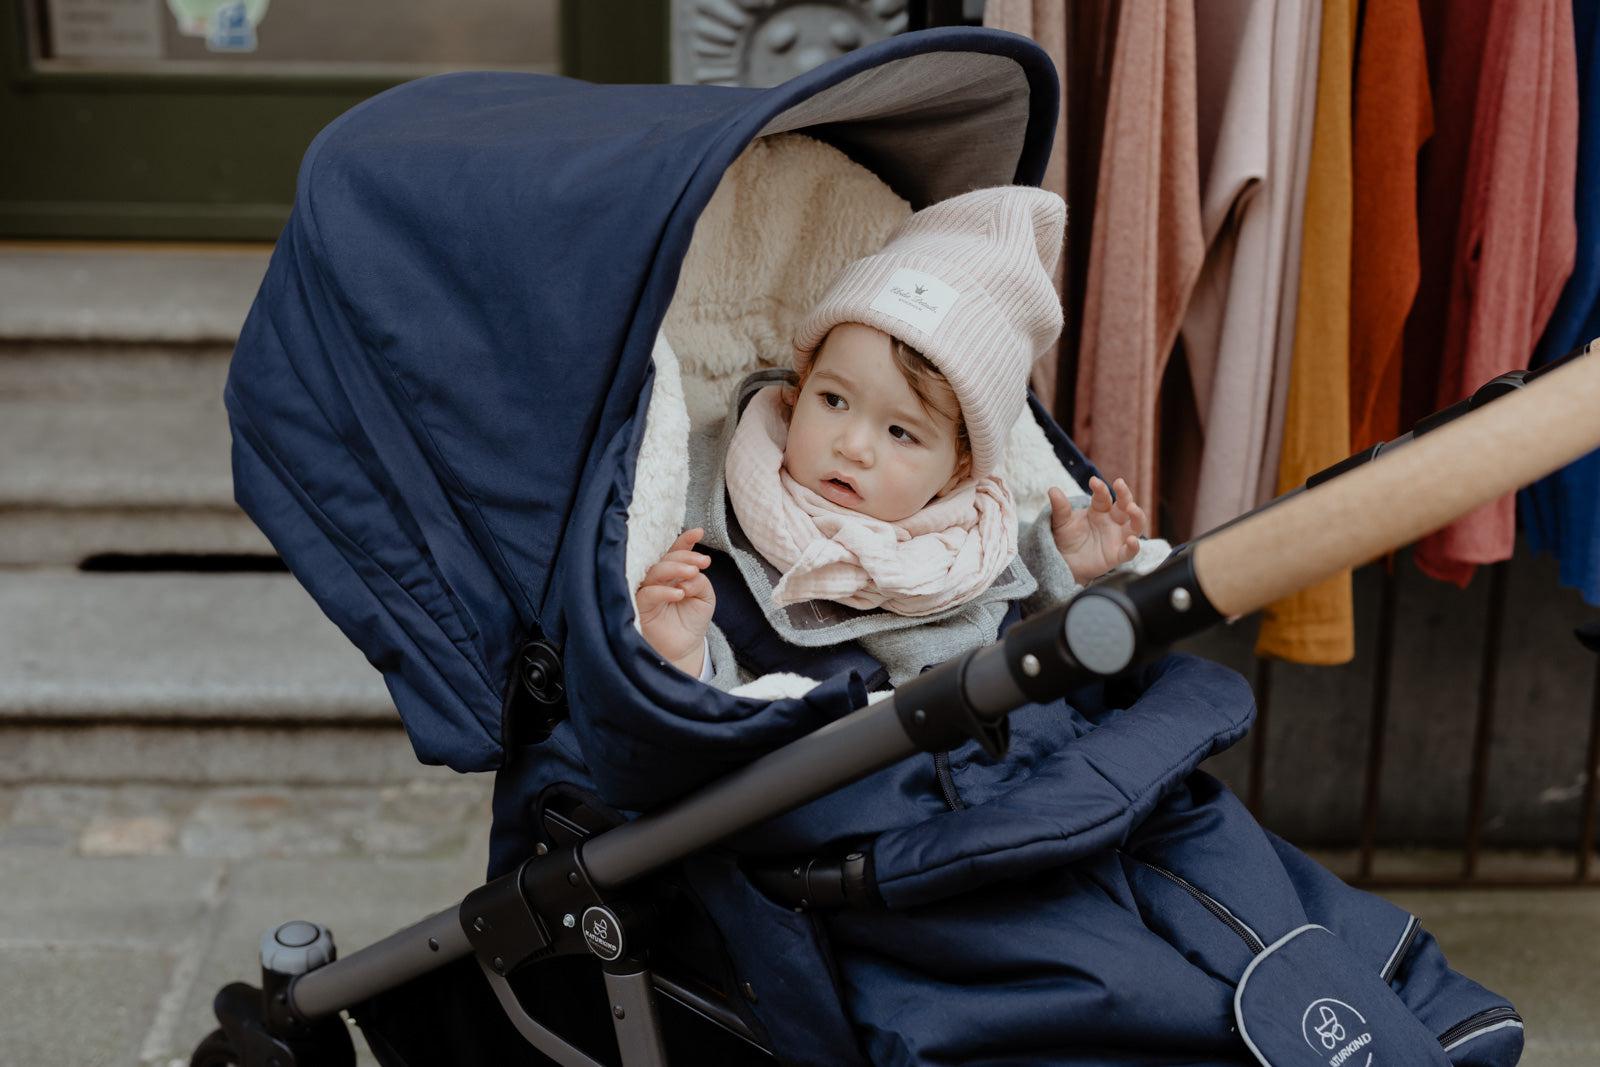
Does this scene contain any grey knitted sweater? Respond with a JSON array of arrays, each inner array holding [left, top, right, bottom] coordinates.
[[690, 371, 1086, 689]]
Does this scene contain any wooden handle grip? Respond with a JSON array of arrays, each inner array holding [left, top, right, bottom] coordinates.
[[1192, 349, 1600, 619]]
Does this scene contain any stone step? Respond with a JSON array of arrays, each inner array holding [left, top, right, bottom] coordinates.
[[0, 571, 449, 785], [0, 243, 269, 344], [1, 244, 273, 564], [0, 341, 274, 564]]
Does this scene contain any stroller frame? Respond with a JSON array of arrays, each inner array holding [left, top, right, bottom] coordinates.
[[205, 552, 1219, 1067], [196, 339, 1600, 1067]]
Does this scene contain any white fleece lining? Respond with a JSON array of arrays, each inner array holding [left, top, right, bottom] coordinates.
[[624, 331, 692, 600], [627, 132, 1088, 608]]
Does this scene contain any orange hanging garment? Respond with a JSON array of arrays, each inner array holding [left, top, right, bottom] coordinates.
[[1255, 0, 1357, 664], [1349, 0, 1433, 455]]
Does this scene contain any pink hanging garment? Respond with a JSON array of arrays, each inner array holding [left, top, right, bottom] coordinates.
[[1172, 0, 1321, 540], [1071, 0, 1202, 533]]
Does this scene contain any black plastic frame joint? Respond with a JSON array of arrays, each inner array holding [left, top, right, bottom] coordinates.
[[745, 849, 880, 912], [461, 857, 559, 976], [894, 653, 1008, 759], [1308, 443, 1384, 488], [1116, 551, 1222, 646], [1414, 371, 1529, 439], [210, 980, 354, 1067], [510, 844, 660, 965], [742, 844, 883, 915], [261, 968, 303, 1032], [501, 636, 568, 747]]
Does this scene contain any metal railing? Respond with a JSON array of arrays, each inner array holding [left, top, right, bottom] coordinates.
[[1218, 551, 1600, 889]]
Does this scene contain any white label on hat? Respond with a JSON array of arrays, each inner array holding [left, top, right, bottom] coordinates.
[[868, 268, 962, 336]]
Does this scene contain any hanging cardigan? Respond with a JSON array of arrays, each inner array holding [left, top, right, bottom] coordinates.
[[1070, 0, 1202, 534], [1520, 0, 1600, 608], [1173, 0, 1321, 541], [1411, 0, 1577, 587]]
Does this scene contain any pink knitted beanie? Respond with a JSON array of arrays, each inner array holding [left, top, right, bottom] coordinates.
[[793, 185, 1065, 476]]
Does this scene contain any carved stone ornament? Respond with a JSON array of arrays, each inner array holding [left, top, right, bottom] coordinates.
[[672, 0, 909, 87]]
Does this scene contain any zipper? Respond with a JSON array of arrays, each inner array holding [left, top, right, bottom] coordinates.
[[1437, 1006, 1523, 1051], [1381, 914, 1421, 984], [932, 751, 964, 810], [1140, 860, 1266, 954]]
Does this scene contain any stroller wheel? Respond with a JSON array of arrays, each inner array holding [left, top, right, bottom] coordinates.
[[189, 1028, 240, 1067]]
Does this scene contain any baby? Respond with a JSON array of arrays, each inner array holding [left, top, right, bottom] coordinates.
[[637, 186, 1147, 683]]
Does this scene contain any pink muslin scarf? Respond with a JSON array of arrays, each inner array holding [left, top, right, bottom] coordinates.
[[725, 386, 1018, 617]]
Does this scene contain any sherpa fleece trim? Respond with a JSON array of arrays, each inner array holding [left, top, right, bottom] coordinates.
[[627, 131, 1169, 668]]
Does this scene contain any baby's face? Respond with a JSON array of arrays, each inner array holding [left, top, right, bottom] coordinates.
[[783, 323, 965, 523]]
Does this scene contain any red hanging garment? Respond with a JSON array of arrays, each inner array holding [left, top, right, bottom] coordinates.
[[1411, 0, 1577, 587]]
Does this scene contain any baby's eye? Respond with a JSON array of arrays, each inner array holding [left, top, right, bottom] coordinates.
[[888, 425, 920, 445], [821, 391, 846, 410]]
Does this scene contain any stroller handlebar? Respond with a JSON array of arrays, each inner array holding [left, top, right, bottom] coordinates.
[[1194, 338, 1600, 619]]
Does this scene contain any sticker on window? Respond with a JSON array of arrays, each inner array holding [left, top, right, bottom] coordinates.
[[166, 0, 269, 52]]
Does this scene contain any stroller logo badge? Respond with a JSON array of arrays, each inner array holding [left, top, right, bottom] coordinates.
[[581, 905, 624, 961], [1313, 1004, 1344, 1046], [1301, 998, 1373, 1066], [869, 268, 961, 335]]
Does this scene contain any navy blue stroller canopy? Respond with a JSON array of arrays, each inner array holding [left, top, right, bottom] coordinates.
[[226, 28, 1061, 776]]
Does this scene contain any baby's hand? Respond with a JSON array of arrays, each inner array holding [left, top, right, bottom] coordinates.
[[1048, 477, 1147, 585], [636, 528, 716, 678]]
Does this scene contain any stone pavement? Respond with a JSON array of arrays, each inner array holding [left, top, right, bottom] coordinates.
[[3, 779, 1598, 1067], [0, 777, 491, 1067]]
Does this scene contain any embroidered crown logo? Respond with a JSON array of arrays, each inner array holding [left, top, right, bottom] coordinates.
[[870, 269, 959, 330]]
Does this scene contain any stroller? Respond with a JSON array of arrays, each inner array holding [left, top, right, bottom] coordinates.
[[203, 26, 1531, 1067]]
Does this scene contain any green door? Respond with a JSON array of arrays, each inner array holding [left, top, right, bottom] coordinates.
[[1, 0, 666, 241]]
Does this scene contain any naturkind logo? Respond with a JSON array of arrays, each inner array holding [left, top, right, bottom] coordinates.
[[581, 905, 623, 960], [868, 269, 961, 334], [1302, 998, 1374, 1066]]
